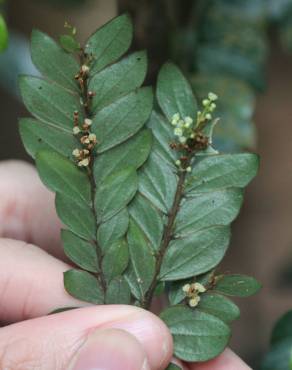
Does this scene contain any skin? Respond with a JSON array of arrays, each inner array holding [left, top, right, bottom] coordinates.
[[0, 160, 252, 370]]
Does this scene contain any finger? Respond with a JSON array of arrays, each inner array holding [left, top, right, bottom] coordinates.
[[0, 238, 83, 323], [188, 348, 252, 370], [0, 305, 173, 370], [0, 160, 63, 257]]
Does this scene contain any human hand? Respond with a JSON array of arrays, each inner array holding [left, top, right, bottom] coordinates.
[[0, 160, 252, 370]]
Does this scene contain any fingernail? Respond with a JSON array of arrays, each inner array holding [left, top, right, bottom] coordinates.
[[71, 328, 149, 370]]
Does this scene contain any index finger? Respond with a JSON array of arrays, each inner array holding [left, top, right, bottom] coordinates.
[[0, 160, 63, 257]]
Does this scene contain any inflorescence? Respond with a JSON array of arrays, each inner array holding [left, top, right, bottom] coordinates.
[[182, 282, 207, 308], [170, 92, 218, 172], [72, 63, 97, 167]]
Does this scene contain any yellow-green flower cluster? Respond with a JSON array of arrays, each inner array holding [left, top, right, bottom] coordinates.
[[171, 113, 194, 144], [197, 92, 218, 124], [182, 282, 206, 308]]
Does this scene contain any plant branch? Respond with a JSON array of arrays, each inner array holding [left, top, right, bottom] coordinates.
[[143, 159, 190, 309]]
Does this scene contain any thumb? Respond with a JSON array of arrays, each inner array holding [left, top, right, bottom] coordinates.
[[0, 305, 173, 370]]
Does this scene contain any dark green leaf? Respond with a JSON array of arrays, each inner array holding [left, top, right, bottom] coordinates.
[[105, 276, 131, 304], [85, 14, 133, 74], [160, 306, 230, 362], [198, 293, 240, 323], [92, 87, 153, 153], [175, 189, 243, 237], [129, 193, 163, 251], [19, 118, 76, 159], [97, 209, 129, 251], [59, 34, 80, 53], [125, 220, 155, 300], [31, 30, 79, 90], [56, 193, 96, 240], [214, 274, 262, 297], [36, 150, 91, 205], [0, 14, 8, 52], [157, 62, 198, 122], [271, 311, 292, 345], [160, 226, 230, 281], [94, 129, 152, 185], [102, 239, 129, 282], [95, 167, 138, 223], [19, 76, 81, 129], [165, 364, 182, 370], [64, 269, 104, 304], [138, 152, 178, 213], [62, 230, 98, 272], [89, 51, 147, 111], [261, 338, 292, 370], [186, 153, 259, 194]]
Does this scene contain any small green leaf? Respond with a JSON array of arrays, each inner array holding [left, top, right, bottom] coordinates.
[[89, 51, 147, 111], [271, 311, 292, 345], [92, 87, 153, 153], [175, 189, 243, 237], [97, 209, 129, 251], [102, 239, 129, 282], [64, 269, 104, 304], [214, 274, 262, 297], [186, 153, 259, 194], [56, 193, 96, 240], [261, 338, 292, 370], [165, 364, 182, 370], [85, 14, 133, 74], [105, 276, 131, 304], [31, 30, 79, 90], [95, 167, 138, 223], [139, 152, 178, 213], [160, 306, 230, 362], [62, 230, 98, 273], [129, 193, 163, 251], [157, 62, 198, 122], [168, 280, 189, 305], [125, 220, 156, 300], [160, 226, 230, 281], [19, 76, 81, 129], [36, 150, 91, 205], [0, 14, 8, 52], [19, 118, 75, 159], [59, 34, 80, 53], [94, 129, 152, 185], [198, 293, 240, 323]]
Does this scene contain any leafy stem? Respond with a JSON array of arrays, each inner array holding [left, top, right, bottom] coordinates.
[[143, 164, 189, 309], [77, 50, 107, 295]]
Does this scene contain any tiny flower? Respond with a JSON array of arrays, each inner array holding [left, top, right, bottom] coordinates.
[[182, 284, 191, 293], [202, 99, 209, 107], [78, 157, 90, 167], [174, 127, 183, 137], [205, 113, 212, 120], [84, 118, 92, 126], [194, 282, 206, 293], [73, 126, 81, 135], [81, 64, 90, 73], [190, 133, 195, 139], [186, 166, 192, 172], [72, 149, 81, 157], [179, 136, 187, 144], [171, 113, 180, 125], [175, 160, 181, 167], [208, 92, 218, 101], [210, 103, 216, 110], [197, 111, 201, 116], [177, 119, 184, 128], [88, 133, 97, 142], [184, 116, 193, 125], [189, 296, 201, 308]]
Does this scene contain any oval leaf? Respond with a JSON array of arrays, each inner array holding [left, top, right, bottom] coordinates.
[[214, 274, 262, 297]]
